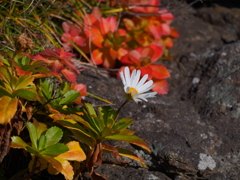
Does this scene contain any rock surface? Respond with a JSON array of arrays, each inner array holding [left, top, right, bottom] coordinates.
[[3, 1, 240, 180], [78, 1, 240, 180]]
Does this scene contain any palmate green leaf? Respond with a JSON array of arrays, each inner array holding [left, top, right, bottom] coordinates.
[[38, 135, 47, 151], [112, 118, 133, 130], [104, 135, 150, 152], [44, 126, 63, 148], [59, 90, 79, 105], [33, 118, 47, 138], [25, 122, 38, 150], [40, 143, 68, 155]]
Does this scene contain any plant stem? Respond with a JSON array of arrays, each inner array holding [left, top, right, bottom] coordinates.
[[114, 99, 128, 121]]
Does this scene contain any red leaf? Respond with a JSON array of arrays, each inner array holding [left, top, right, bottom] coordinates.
[[152, 79, 169, 95], [158, 9, 174, 21], [62, 22, 71, 33], [148, 44, 163, 62], [150, 65, 170, 79], [139, 66, 153, 80], [61, 68, 77, 83], [52, 60, 64, 73]]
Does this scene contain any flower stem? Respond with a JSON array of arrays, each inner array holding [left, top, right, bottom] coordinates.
[[114, 99, 128, 121]]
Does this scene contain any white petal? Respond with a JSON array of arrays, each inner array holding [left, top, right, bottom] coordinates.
[[132, 70, 141, 88], [139, 85, 155, 94], [124, 67, 131, 87], [135, 74, 148, 90], [134, 99, 142, 103], [120, 71, 126, 85], [130, 69, 137, 86], [138, 92, 157, 99], [138, 80, 154, 93]]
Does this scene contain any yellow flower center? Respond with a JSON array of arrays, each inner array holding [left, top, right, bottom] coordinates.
[[126, 87, 138, 100]]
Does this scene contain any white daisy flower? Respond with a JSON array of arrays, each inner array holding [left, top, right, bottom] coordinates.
[[120, 66, 157, 103]]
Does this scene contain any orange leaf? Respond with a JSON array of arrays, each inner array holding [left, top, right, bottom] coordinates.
[[0, 96, 18, 124], [150, 65, 170, 79], [43, 155, 74, 180], [91, 49, 103, 65], [58, 141, 86, 162], [152, 79, 169, 95]]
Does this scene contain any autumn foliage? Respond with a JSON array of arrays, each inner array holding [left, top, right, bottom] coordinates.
[[0, 0, 178, 180], [61, 0, 179, 95]]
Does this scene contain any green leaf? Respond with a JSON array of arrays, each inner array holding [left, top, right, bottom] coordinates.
[[57, 119, 96, 147], [40, 143, 68, 155], [44, 126, 63, 147], [21, 56, 30, 66], [0, 55, 10, 66], [0, 67, 11, 83], [38, 135, 47, 151], [39, 79, 53, 100], [112, 118, 133, 130], [98, 106, 116, 127], [11, 136, 28, 149], [59, 90, 79, 105], [26, 146, 39, 156], [21, 60, 44, 71], [25, 122, 38, 150], [105, 135, 150, 152], [14, 88, 38, 101], [0, 86, 13, 97], [84, 103, 102, 133], [15, 75, 34, 90]]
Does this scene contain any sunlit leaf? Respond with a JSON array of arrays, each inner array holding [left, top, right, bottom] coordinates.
[[15, 75, 34, 90], [105, 135, 150, 152], [0, 96, 18, 124], [58, 141, 86, 162], [43, 155, 74, 180], [33, 118, 47, 138], [11, 136, 28, 150], [117, 148, 146, 168]]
